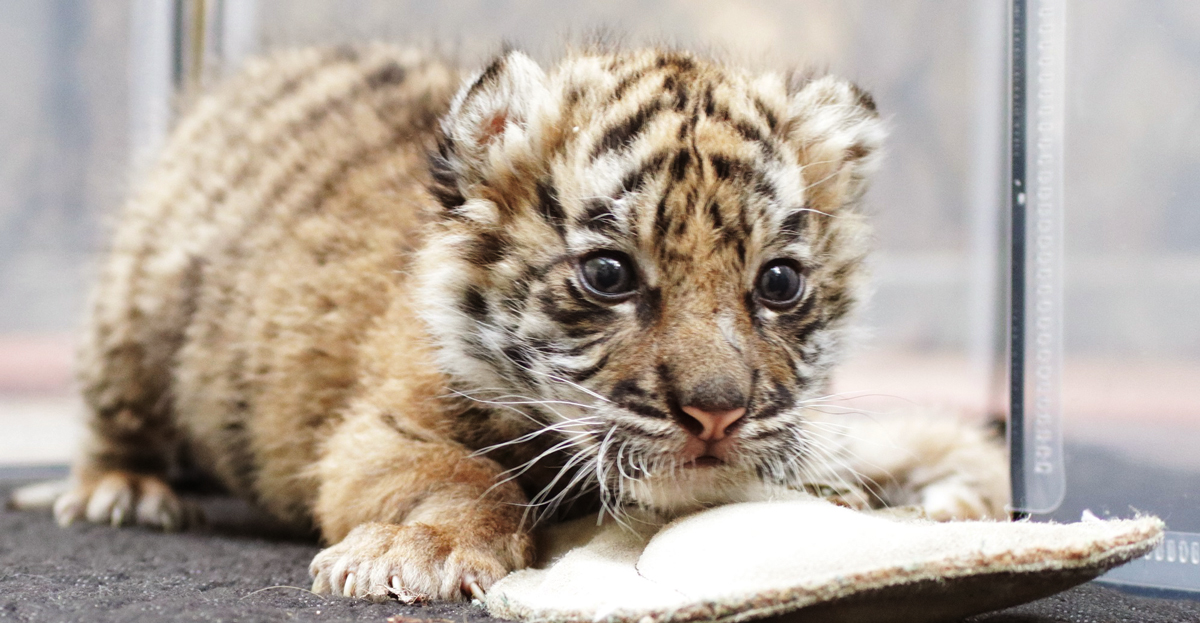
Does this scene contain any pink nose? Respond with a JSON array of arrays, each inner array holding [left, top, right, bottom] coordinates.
[[680, 406, 746, 441]]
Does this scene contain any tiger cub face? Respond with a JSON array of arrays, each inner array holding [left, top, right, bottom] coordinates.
[[418, 48, 883, 515]]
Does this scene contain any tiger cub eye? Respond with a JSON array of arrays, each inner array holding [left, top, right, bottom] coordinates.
[[756, 260, 804, 308], [579, 252, 637, 300]]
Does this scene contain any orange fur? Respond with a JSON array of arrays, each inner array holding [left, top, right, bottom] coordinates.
[[36, 44, 1008, 601]]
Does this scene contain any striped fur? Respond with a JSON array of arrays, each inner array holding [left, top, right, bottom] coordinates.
[[46, 45, 1007, 602], [418, 48, 888, 514]]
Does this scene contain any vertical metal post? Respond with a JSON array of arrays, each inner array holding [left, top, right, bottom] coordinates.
[[1008, 0, 1029, 518], [1010, 0, 1066, 517], [129, 0, 257, 178]]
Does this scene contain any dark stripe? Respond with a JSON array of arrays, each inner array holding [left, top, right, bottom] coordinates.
[[565, 86, 582, 108], [464, 334, 501, 367], [670, 149, 691, 181], [780, 312, 826, 345], [176, 254, 205, 336], [561, 324, 607, 339], [610, 69, 646, 101], [563, 279, 595, 308], [609, 418, 673, 440], [620, 150, 668, 192], [502, 344, 537, 387], [732, 120, 777, 157], [519, 254, 568, 282], [465, 55, 507, 101], [226, 59, 434, 228], [708, 199, 725, 230], [781, 208, 805, 236], [736, 197, 752, 238], [849, 83, 877, 113], [428, 136, 465, 210], [655, 54, 696, 71], [741, 426, 781, 442], [366, 61, 407, 88], [620, 401, 670, 420], [743, 368, 762, 414], [821, 286, 854, 325], [751, 401, 784, 421], [460, 231, 509, 266], [655, 362, 674, 393], [674, 216, 689, 237], [610, 378, 645, 401], [503, 344, 533, 370], [579, 199, 619, 234], [845, 143, 871, 162], [743, 291, 760, 326], [753, 97, 779, 132], [244, 111, 425, 254], [653, 195, 670, 240], [508, 273, 533, 307], [570, 352, 611, 383], [538, 292, 615, 328], [566, 336, 609, 357], [732, 119, 764, 143], [708, 154, 753, 181], [773, 382, 794, 407], [536, 179, 566, 237], [592, 99, 666, 159], [220, 377, 257, 494], [754, 176, 780, 204], [526, 336, 563, 357], [752, 383, 794, 420], [637, 287, 662, 326], [794, 289, 819, 318], [461, 286, 490, 321], [663, 75, 689, 110]]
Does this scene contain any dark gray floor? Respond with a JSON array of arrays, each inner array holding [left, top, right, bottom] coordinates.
[[3, 472, 1199, 623], [1049, 443, 1200, 533]]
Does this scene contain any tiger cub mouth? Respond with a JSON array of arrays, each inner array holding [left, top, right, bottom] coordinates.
[[677, 434, 739, 468], [684, 456, 724, 468]]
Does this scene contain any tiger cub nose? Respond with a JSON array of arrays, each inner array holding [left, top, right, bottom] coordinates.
[[679, 405, 746, 441]]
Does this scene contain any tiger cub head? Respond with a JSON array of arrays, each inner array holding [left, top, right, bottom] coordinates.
[[418, 48, 883, 514]]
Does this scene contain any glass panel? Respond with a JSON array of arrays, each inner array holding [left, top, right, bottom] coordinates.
[[3, 1, 1006, 467], [0, 1, 132, 465], [1020, 0, 1200, 593]]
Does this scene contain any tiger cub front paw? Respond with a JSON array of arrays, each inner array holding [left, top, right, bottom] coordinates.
[[918, 477, 1008, 521], [309, 521, 532, 602]]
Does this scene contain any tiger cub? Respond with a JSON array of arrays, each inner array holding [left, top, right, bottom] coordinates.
[[24, 44, 1008, 601]]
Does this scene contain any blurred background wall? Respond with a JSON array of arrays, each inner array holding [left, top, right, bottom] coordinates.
[[1, 0, 1198, 467]]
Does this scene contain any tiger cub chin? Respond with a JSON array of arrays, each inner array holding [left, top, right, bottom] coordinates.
[[22, 44, 1008, 601]]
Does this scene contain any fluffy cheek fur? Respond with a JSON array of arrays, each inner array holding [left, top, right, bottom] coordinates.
[[418, 49, 885, 517], [414, 226, 512, 395]]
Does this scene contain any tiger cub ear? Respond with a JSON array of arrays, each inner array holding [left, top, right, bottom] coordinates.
[[430, 50, 550, 213], [782, 75, 885, 210]]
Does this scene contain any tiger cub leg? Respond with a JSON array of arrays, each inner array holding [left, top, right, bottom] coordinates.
[[49, 342, 196, 531], [309, 409, 533, 602], [810, 411, 1011, 521]]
